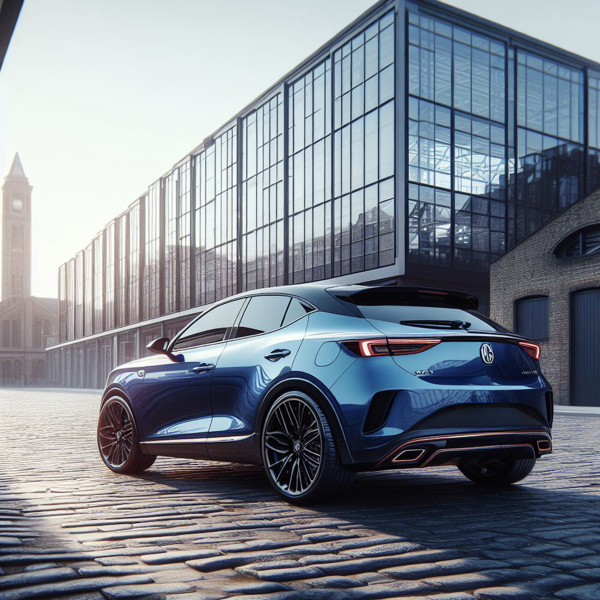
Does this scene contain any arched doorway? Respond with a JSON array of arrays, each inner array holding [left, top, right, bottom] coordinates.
[[14, 361, 22, 386], [32, 360, 45, 385], [2, 360, 14, 385], [571, 289, 600, 406], [1, 360, 11, 384]]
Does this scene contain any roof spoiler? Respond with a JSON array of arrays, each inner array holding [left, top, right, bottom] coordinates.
[[326, 285, 479, 311]]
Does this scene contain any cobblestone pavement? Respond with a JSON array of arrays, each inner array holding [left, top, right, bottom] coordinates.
[[0, 389, 599, 600]]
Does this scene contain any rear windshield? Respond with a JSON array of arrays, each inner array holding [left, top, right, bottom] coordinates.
[[357, 304, 507, 333]]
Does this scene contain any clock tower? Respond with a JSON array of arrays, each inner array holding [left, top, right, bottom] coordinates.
[[2, 153, 32, 301]]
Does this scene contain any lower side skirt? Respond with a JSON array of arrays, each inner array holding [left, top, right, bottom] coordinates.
[[139, 433, 260, 465]]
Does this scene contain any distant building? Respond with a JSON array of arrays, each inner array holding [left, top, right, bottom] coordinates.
[[48, 0, 600, 388], [491, 188, 600, 407], [0, 154, 58, 386]]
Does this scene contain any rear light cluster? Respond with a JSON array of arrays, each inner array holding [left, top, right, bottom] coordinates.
[[519, 341, 541, 360], [342, 338, 441, 357]]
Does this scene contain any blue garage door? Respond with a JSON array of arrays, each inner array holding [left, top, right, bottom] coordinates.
[[571, 289, 600, 407]]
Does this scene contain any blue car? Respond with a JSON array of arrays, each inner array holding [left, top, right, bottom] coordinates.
[[97, 284, 553, 504]]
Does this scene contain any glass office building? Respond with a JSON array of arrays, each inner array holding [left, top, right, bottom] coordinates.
[[48, 0, 600, 387]]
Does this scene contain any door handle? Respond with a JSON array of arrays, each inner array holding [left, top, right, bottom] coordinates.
[[192, 363, 215, 374], [264, 349, 291, 362]]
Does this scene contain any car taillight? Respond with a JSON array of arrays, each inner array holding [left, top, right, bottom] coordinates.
[[389, 339, 441, 355], [519, 341, 541, 360], [342, 338, 441, 357]]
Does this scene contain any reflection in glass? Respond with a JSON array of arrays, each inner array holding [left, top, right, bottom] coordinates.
[[83, 244, 93, 336], [589, 72, 600, 191], [93, 233, 104, 333], [116, 215, 128, 327], [143, 183, 161, 320], [332, 12, 396, 278], [243, 95, 284, 290], [104, 222, 115, 331], [289, 59, 333, 283], [195, 126, 238, 305], [75, 251, 84, 338], [128, 202, 140, 324]]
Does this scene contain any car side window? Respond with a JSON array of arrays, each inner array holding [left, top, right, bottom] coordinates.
[[173, 299, 244, 351], [235, 296, 292, 339], [282, 298, 313, 327]]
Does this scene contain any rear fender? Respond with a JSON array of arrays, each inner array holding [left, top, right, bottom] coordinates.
[[254, 376, 353, 466]]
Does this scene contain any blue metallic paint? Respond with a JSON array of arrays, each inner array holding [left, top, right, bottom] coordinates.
[[102, 285, 552, 471], [209, 316, 309, 440]]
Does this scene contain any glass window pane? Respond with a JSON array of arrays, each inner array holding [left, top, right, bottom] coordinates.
[[174, 299, 244, 350], [235, 295, 291, 338]]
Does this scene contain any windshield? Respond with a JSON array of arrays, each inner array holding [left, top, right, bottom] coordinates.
[[357, 304, 508, 333]]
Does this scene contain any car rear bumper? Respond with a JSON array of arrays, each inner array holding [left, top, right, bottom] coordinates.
[[343, 399, 553, 468], [370, 428, 552, 471]]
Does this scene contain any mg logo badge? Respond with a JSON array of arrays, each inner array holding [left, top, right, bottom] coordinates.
[[480, 343, 494, 365]]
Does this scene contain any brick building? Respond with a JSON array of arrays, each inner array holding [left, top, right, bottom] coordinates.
[[490, 188, 600, 407]]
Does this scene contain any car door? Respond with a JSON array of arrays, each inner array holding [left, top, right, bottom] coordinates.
[[208, 295, 311, 455], [139, 298, 245, 448]]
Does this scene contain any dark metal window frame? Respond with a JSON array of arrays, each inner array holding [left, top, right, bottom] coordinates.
[[554, 222, 600, 258]]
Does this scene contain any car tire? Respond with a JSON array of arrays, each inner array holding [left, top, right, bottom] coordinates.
[[458, 456, 536, 486], [97, 396, 156, 474], [262, 390, 355, 504]]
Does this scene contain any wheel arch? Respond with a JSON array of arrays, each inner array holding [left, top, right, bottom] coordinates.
[[99, 386, 150, 455], [101, 383, 130, 406], [254, 377, 353, 465]]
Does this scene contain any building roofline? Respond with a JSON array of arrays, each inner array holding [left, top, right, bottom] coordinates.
[[419, 0, 600, 71], [57, 0, 600, 272]]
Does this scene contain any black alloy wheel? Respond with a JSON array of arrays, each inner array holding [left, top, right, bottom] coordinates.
[[262, 391, 354, 503], [97, 396, 155, 474], [458, 456, 536, 485]]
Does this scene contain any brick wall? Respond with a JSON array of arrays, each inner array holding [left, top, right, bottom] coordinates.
[[490, 189, 600, 405]]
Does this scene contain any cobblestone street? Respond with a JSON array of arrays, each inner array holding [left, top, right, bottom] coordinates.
[[0, 389, 599, 600]]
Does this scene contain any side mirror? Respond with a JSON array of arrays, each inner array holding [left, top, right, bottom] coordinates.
[[146, 337, 183, 362]]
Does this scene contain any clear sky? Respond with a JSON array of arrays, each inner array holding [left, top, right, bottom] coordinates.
[[1, 0, 599, 298]]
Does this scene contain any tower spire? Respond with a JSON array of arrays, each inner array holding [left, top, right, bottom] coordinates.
[[6, 153, 27, 181], [2, 152, 32, 300]]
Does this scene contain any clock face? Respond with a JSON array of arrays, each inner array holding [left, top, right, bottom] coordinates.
[[12, 199, 23, 211]]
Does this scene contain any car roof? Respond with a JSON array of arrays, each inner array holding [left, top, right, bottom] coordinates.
[[212, 283, 479, 314], [216, 283, 357, 316]]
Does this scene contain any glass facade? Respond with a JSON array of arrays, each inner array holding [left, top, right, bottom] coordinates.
[[128, 202, 141, 325], [195, 126, 238, 304], [165, 169, 178, 315], [75, 251, 84, 338], [243, 95, 284, 290], [289, 60, 332, 283], [143, 184, 161, 320], [515, 51, 584, 242], [51, 0, 600, 387], [93, 233, 103, 334], [587, 71, 600, 191], [333, 13, 396, 277], [58, 264, 66, 343], [116, 215, 128, 328], [66, 259, 74, 341], [83, 244, 93, 337], [105, 222, 116, 331], [165, 160, 193, 314], [408, 12, 507, 268]]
